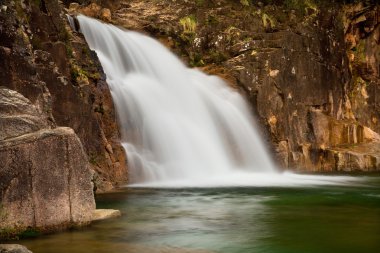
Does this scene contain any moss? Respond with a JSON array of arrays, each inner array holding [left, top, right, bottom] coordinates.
[[179, 15, 197, 43], [195, 0, 205, 6], [284, 0, 319, 16], [88, 72, 101, 81], [240, 0, 250, 6], [70, 63, 100, 84], [15, 1, 30, 24], [209, 50, 228, 64], [225, 26, 242, 44], [94, 104, 105, 114], [206, 15, 219, 25], [0, 226, 41, 241], [19, 227, 41, 239], [354, 40, 367, 63], [66, 45, 74, 58], [189, 53, 205, 67], [89, 153, 99, 165], [32, 0, 41, 6], [0, 204, 6, 222], [0, 227, 20, 241], [58, 28, 70, 42]]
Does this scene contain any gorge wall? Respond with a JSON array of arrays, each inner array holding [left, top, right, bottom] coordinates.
[[0, 0, 128, 192], [69, 0, 380, 172]]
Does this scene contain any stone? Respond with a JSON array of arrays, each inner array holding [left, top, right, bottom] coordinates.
[[91, 209, 121, 221], [0, 88, 96, 230], [100, 8, 112, 22], [68, 2, 80, 12], [0, 127, 95, 234], [0, 87, 48, 141], [0, 244, 32, 253]]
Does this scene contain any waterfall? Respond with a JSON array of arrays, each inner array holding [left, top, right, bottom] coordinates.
[[77, 15, 278, 185]]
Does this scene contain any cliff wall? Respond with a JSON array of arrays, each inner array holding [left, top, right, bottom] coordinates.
[[73, 0, 379, 172]]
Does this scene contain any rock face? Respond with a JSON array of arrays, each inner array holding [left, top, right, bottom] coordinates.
[[78, 0, 379, 172], [0, 0, 127, 191], [0, 88, 95, 238]]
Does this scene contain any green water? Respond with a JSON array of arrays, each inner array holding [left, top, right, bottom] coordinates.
[[21, 176, 380, 253]]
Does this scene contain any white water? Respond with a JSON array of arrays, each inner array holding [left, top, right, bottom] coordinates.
[[77, 15, 360, 188]]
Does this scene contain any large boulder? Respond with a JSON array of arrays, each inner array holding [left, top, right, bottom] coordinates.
[[0, 88, 95, 238]]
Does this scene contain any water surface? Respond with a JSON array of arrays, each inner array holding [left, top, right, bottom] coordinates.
[[22, 176, 380, 253]]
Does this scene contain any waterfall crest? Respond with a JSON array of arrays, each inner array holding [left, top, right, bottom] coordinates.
[[77, 15, 277, 185]]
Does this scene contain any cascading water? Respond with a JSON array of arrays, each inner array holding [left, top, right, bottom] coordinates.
[[77, 15, 359, 187]]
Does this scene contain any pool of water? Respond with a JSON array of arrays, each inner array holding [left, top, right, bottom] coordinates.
[[21, 176, 380, 253]]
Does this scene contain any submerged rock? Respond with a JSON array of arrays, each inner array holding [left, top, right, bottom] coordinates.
[[91, 209, 121, 221]]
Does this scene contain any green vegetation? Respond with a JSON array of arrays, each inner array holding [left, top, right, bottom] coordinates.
[[89, 153, 99, 165], [0, 226, 40, 241], [0, 204, 6, 222], [71, 63, 100, 85], [209, 50, 228, 64], [189, 53, 205, 67], [352, 40, 367, 63], [262, 13, 276, 29], [195, 0, 204, 6], [284, 0, 319, 16], [94, 104, 105, 115], [180, 15, 197, 34], [206, 15, 218, 25], [240, 0, 250, 6], [19, 227, 41, 239], [179, 15, 197, 43]]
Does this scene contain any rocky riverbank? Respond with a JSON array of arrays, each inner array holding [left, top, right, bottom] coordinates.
[[0, 0, 125, 239], [0, 0, 379, 241]]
